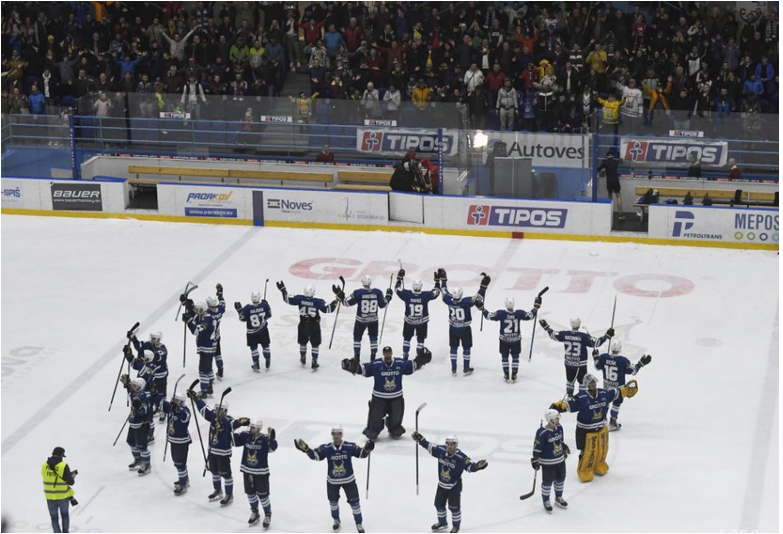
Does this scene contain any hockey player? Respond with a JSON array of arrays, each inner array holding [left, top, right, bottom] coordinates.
[[233, 420, 278, 527], [342, 346, 433, 439], [207, 283, 227, 379], [122, 346, 159, 442], [395, 268, 441, 359], [235, 291, 273, 372], [411, 432, 488, 533], [341, 275, 393, 362], [438, 270, 489, 376], [538, 317, 613, 395], [478, 294, 541, 382], [184, 301, 217, 398], [161, 392, 192, 495], [120, 375, 153, 476], [277, 281, 341, 370], [531, 409, 570, 513], [187, 391, 250, 505], [129, 330, 168, 421], [294, 426, 373, 533], [550, 373, 638, 482], [593, 340, 651, 431]]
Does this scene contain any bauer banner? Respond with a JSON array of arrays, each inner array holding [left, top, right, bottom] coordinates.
[[356, 128, 458, 156], [647, 205, 779, 244], [482, 131, 587, 168], [620, 137, 729, 167]]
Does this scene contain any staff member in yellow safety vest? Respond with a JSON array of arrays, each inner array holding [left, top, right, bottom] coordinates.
[[42, 446, 78, 533]]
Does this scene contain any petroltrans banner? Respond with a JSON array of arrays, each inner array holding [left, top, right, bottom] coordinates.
[[620, 137, 729, 167], [648, 205, 779, 245], [356, 128, 458, 156], [481, 131, 587, 168]]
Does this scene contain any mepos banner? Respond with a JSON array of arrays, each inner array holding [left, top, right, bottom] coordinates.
[[259, 189, 388, 224], [357, 128, 458, 156], [481, 131, 587, 168], [620, 137, 729, 167], [648, 205, 779, 244]]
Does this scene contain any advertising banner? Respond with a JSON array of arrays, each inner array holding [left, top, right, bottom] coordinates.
[[260, 189, 389, 224], [50, 182, 102, 211], [648, 205, 779, 244], [480, 131, 587, 168], [2, 183, 24, 207], [179, 186, 242, 218], [620, 137, 729, 167], [259, 115, 293, 123], [356, 128, 458, 156]]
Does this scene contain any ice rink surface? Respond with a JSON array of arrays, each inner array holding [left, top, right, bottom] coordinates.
[[1, 215, 778, 533]]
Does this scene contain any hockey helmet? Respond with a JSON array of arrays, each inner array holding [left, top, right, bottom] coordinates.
[[331, 425, 344, 435], [451, 287, 463, 301], [610, 339, 622, 353], [412, 279, 423, 293], [361, 275, 372, 288], [250, 419, 263, 433], [445, 434, 458, 446], [150, 331, 163, 343], [251, 291, 262, 304], [172, 392, 187, 405], [544, 409, 560, 425], [215, 401, 229, 413], [505, 297, 515, 311], [582, 373, 598, 388], [194, 301, 207, 313], [131, 377, 146, 391], [206, 295, 219, 309], [570, 317, 581, 330], [142, 349, 155, 362], [304, 285, 316, 298]]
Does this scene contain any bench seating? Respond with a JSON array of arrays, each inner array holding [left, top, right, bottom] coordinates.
[[128, 165, 332, 186], [337, 170, 393, 184], [632, 185, 778, 221], [333, 184, 391, 192]]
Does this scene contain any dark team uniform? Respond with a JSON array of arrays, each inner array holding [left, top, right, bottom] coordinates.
[[187, 313, 217, 394], [417, 439, 484, 532], [131, 337, 168, 411], [307, 441, 369, 527], [482, 307, 537, 379], [233, 430, 277, 517], [282, 292, 338, 365], [532, 424, 567, 505], [344, 287, 391, 360], [358, 357, 420, 439], [594, 352, 636, 423], [395, 281, 440, 358], [544, 328, 608, 395], [208, 296, 226, 375], [161, 399, 192, 490], [126, 386, 152, 470], [440, 281, 486, 374], [237, 301, 273, 368], [195, 398, 245, 499]]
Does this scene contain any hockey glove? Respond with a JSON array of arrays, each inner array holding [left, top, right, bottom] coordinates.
[[550, 399, 569, 413], [126, 329, 136, 340], [332, 284, 342, 295], [530, 458, 540, 471], [433, 270, 440, 283], [620, 379, 639, 398], [592, 348, 599, 358], [341, 358, 359, 375], [413, 347, 433, 369], [411, 431, 425, 444], [216, 283, 223, 297], [385, 288, 393, 300], [639, 354, 652, 367], [539, 319, 550, 330], [480, 273, 491, 289], [606, 327, 615, 338], [438, 267, 447, 283], [237, 417, 250, 427], [563, 444, 571, 457], [234, 302, 242, 312], [396, 268, 405, 282], [186, 389, 199, 401], [276, 281, 286, 293], [123, 345, 133, 360], [120, 374, 130, 387], [182, 311, 193, 323], [534, 296, 542, 309], [268, 428, 276, 442], [294, 439, 310, 453], [364, 440, 375, 452], [132, 399, 141, 410], [179, 293, 188, 303], [474, 296, 484, 310], [475, 459, 488, 470]]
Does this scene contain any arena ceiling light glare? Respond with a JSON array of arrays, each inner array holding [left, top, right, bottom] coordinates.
[[473, 131, 489, 148]]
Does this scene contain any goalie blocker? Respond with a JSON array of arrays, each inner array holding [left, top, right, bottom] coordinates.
[[550, 374, 638, 482]]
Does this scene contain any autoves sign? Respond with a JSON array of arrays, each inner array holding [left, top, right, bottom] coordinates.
[[621, 138, 728, 167], [467, 204, 567, 228]]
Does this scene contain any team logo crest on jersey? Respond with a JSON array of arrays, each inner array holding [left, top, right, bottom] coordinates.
[[440, 466, 451, 482], [592, 408, 603, 421], [384, 376, 397, 391], [467, 205, 490, 225], [332, 461, 347, 477], [168, 420, 174, 435], [247, 451, 258, 466], [554, 443, 563, 455]]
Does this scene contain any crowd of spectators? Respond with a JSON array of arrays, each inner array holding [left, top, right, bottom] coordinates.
[[1, 1, 779, 134]]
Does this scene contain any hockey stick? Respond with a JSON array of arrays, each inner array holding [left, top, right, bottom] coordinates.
[[610, 295, 617, 329], [398, 259, 404, 290], [520, 419, 543, 500], [163, 373, 187, 462], [263, 278, 269, 301], [203, 387, 232, 477], [109, 321, 140, 412], [479, 272, 488, 332], [415, 402, 427, 496], [528, 287, 550, 362], [187, 379, 208, 473], [112, 415, 130, 446], [378, 273, 394, 346], [328, 276, 346, 350], [175, 282, 198, 321], [365, 399, 373, 500]]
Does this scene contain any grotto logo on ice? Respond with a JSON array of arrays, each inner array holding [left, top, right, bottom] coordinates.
[[467, 205, 567, 228], [184, 190, 237, 218]]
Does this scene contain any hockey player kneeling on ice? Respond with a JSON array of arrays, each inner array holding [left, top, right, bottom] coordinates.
[[531, 410, 570, 513], [277, 281, 341, 370], [188, 391, 250, 505], [550, 374, 638, 482], [342, 346, 432, 440], [539, 317, 612, 396], [235, 291, 273, 372], [233, 420, 277, 528], [593, 340, 651, 431], [294, 426, 372, 533], [438, 269, 489, 376], [395, 268, 441, 359], [183, 301, 217, 398], [478, 295, 540, 382], [120, 375, 153, 476], [161, 392, 192, 495], [411, 433, 488, 533], [342, 275, 392, 362]]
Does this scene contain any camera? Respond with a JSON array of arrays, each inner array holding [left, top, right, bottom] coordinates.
[[70, 497, 79, 506]]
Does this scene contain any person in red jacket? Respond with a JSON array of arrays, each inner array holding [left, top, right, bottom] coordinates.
[[485, 63, 507, 107], [419, 158, 440, 194], [343, 17, 363, 52], [299, 18, 324, 54], [316, 144, 335, 163]]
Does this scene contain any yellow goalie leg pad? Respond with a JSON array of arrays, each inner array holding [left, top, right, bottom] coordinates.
[[594, 425, 610, 475], [577, 431, 600, 482]]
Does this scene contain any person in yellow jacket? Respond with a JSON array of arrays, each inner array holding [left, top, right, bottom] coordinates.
[[596, 94, 625, 125], [42, 446, 78, 533]]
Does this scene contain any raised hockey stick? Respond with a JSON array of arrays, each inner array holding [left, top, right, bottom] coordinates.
[[187, 379, 208, 472], [610, 295, 617, 329], [263, 278, 269, 301], [112, 415, 130, 446], [398, 259, 404, 290], [415, 402, 427, 496], [109, 321, 140, 412], [378, 273, 394, 346], [175, 282, 198, 321], [479, 272, 488, 332], [163, 373, 187, 462], [203, 387, 232, 477], [328, 276, 346, 350], [528, 287, 550, 362]]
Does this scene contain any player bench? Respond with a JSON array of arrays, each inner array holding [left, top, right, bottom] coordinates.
[[335, 170, 393, 191], [633, 186, 778, 222], [333, 184, 392, 192], [128, 165, 334, 188]]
